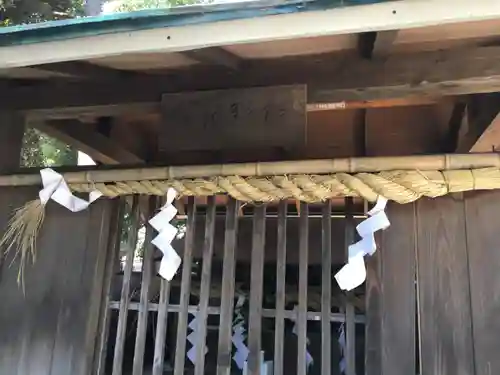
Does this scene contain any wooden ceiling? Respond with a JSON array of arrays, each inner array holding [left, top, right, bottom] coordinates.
[[2, 18, 500, 167]]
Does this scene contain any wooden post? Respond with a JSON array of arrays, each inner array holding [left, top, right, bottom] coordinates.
[[132, 196, 160, 375], [94, 199, 125, 375], [173, 197, 197, 375], [112, 197, 141, 375], [248, 205, 266, 375], [321, 200, 332, 375], [194, 196, 217, 375], [273, 201, 287, 375], [297, 202, 309, 375], [344, 198, 356, 375], [216, 198, 240, 375]]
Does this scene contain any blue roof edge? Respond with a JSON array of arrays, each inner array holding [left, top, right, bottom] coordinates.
[[0, 0, 389, 47]]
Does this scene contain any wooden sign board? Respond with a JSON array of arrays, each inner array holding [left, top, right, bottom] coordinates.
[[159, 85, 306, 152]]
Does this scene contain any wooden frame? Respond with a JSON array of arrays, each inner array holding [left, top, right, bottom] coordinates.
[[2, 0, 500, 69]]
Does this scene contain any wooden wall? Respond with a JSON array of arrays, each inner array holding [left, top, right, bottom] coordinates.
[[0, 187, 116, 375], [366, 190, 500, 375]]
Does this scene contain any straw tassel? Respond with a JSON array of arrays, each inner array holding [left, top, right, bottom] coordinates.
[[0, 168, 101, 287]]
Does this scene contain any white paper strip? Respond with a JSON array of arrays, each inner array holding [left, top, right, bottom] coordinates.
[[149, 188, 182, 281], [39, 168, 101, 211], [186, 313, 208, 364], [335, 196, 390, 291], [232, 295, 249, 370]]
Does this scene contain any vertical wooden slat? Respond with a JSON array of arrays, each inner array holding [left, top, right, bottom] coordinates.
[[379, 203, 415, 375], [273, 201, 287, 375], [344, 197, 356, 375], [216, 198, 240, 375], [364, 248, 381, 375], [297, 202, 309, 375], [416, 197, 474, 375], [465, 190, 500, 375], [112, 196, 141, 375], [152, 196, 174, 375], [152, 279, 171, 375], [133, 196, 159, 375], [82, 201, 117, 375], [248, 205, 267, 375], [194, 196, 217, 375], [321, 200, 332, 375], [173, 196, 197, 375], [95, 199, 125, 375]]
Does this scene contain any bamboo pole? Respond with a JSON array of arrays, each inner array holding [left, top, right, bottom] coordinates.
[[1, 153, 499, 187]]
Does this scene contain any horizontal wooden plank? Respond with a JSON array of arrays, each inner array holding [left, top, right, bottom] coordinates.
[[160, 86, 306, 152], [6, 46, 500, 119], [2, 0, 500, 69], [107, 302, 365, 322]]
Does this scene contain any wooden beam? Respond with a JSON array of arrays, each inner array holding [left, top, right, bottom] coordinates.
[[469, 112, 500, 152], [456, 93, 500, 152], [35, 119, 145, 164], [370, 31, 398, 59], [3, 0, 500, 69], [7, 45, 500, 119], [181, 47, 242, 70], [33, 61, 130, 80]]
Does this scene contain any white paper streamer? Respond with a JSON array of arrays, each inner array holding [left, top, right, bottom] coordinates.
[[186, 313, 208, 364], [149, 188, 182, 281], [232, 295, 249, 370], [39, 168, 101, 211], [335, 196, 390, 291]]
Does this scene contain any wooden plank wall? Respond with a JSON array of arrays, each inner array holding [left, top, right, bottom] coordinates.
[[0, 187, 116, 375], [367, 191, 500, 375]]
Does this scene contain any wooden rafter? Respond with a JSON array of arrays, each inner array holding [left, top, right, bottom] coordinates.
[[456, 94, 500, 152], [181, 47, 242, 70], [35, 120, 145, 164], [6, 45, 500, 120], [33, 61, 130, 80]]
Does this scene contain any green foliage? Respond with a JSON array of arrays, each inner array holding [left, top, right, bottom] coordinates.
[[107, 0, 200, 13], [20, 127, 78, 167], [0, 0, 84, 25]]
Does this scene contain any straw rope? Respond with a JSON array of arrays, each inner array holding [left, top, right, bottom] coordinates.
[[67, 168, 500, 204]]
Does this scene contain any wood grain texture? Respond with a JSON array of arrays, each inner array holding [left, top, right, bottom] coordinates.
[[416, 197, 474, 375], [216, 198, 239, 375], [273, 201, 287, 375], [132, 197, 159, 375], [297, 202, 309, 375], [160, 85, 306, 152], [112, 196, 141, 375], [364, 250, 381, 375], [12, 45, 500, 119], [194, 196, 217, 375], [344, 198, 356, 375], [95, 199, 124, 375], [378, 202, 416, 375], [248, 205, 266, 375], [0, 187, 113, 375], [321, 200, 332, 375], [465, 190, 500, 375], [174, 197, 197, 375]]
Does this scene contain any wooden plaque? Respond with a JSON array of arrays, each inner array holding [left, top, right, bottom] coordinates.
[[159, 85, 306, 152]]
